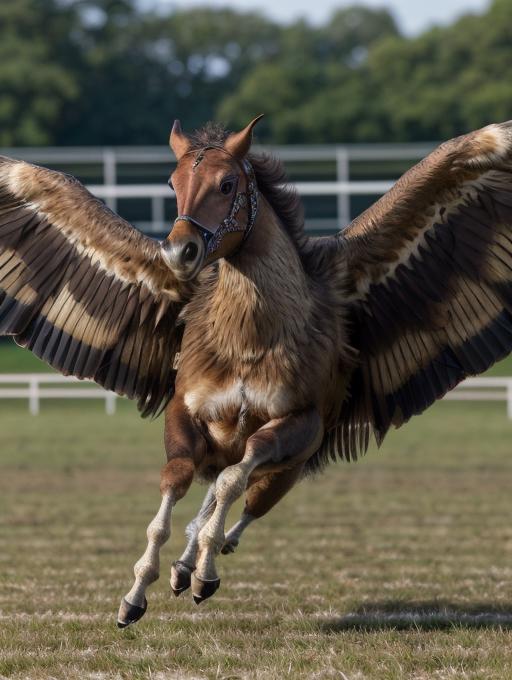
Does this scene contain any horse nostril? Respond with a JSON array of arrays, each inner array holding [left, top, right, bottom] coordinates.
[[182, 242, 198, 264]]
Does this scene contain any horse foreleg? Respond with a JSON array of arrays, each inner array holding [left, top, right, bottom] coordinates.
[[221, 465, 303, 554], [193, 408, 323, 603], [117, 456, 195, 627], [170, 483, 216, 596], [117, 396, 206, 627]]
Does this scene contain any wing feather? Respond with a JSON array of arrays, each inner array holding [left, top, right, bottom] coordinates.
[[0, 155, 192, 416], [330, 121, 512, 458]]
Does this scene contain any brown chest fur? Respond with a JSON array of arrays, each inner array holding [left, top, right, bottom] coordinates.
[[173, 206, 353, 475]]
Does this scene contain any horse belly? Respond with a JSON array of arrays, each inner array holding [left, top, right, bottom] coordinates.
[[185, 376, 294, 420], [183, 379, 293, 465]]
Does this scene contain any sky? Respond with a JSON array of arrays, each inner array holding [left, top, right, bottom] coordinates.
[[144, 0, 491, 35]]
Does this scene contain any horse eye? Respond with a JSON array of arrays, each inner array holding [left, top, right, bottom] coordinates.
[[220, 179, 234, 195], [168, 178, 174, 191]]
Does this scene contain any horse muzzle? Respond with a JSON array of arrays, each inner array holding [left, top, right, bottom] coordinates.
[[161, 224, 205, 281]]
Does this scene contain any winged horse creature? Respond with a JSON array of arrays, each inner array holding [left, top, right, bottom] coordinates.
[[0, 116, 511, 627]]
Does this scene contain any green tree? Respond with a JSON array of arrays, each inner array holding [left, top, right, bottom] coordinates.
[[219, 0, 512, 144], [0, 0, 78, 145], [218, 6, 400, 142], [58, 4, 280, 144], [1, 0, 511, 146]]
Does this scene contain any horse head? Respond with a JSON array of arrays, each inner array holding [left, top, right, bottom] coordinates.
[[162, 115, 264, 280]]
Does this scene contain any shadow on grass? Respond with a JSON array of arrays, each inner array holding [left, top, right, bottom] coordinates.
[[320, 601, 512, 631]]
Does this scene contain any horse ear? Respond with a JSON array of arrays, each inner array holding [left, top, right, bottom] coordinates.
[[169, 120, 190, 161], [224, 114, 264, 159]]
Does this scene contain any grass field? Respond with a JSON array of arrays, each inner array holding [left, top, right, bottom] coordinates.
[[1, 399, 512, 679], [0, 340, 54, 373]]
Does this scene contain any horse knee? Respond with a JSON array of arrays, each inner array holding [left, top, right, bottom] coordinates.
[[246, 428, 282, 463], [246, 410, 323, 465], [215, 464, 247, 504]]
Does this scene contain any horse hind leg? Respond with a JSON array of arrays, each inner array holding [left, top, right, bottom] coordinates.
[[221, 465, 303, 555], [170, 483, 216, 596], [221, 513, 254, 554], [192, 408, 323, 604]]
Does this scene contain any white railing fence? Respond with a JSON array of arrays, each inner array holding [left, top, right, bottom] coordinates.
[[443, 377, 512, 419], [0, 374, 511, 418], [0, 143, 437, 234], [0, 374, 117, 415]]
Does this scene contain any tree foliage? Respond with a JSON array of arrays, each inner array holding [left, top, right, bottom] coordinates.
[[0, 0, 78, 145], [0, 0, 510, 145]]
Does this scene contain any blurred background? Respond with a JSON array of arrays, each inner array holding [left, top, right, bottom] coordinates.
[[0, 0, 504, 147]]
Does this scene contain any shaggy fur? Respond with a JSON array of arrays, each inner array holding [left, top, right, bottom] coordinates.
[[173, 123, 354, 470]]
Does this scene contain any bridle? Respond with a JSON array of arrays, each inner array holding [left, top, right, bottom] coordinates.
[[172, 146, 258, 256]]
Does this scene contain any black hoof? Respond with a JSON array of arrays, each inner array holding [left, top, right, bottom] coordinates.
[[170, 560, 193, 596], [117, 597, 147, 628], [221, 542, 236, 555], [192, 576, 220, 604]]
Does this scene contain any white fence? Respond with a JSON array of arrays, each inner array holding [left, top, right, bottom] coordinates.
[[443, 377, 512, 419], [0, 374, 117, 415], [0, 143, 437, 233], [0, 374, 511, 418]]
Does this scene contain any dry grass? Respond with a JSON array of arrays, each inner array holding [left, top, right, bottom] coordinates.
[[1, 399, 512, 679]]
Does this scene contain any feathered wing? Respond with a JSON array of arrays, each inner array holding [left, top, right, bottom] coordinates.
[[333, 121, 512, 459], [0, 155, 192, 416]]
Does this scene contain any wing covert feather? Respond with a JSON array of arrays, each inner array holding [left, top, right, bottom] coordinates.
[[0, 155, 192, 416], [334, 121, 512, 457]]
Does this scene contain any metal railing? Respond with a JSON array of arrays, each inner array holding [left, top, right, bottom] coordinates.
[[0, 374, 511, 418], [0, 143, 437, 234]]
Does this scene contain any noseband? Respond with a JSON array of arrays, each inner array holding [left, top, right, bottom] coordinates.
[[173, 146, 258, 257]]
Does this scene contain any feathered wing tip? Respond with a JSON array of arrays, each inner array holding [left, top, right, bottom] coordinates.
[[306, 399, 372, 473], [335, 119, 512, 448], [0, 155, 191, 416]]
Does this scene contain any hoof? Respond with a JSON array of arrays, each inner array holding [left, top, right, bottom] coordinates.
[[117, 596, 147, 628], [170, 560, 193, 597], [221, 539, 238, 555], [191, 574, 220, 604]]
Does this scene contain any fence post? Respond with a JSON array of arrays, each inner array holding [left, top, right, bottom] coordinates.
[[336, 147, 350, 229], [151, 195, 165, 233], [103, 148, 117, 213], [29, 376, 39, 415], [507, 382, 512, 420], [105, 392, 117, 415]]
